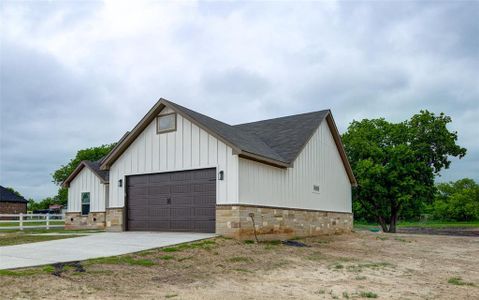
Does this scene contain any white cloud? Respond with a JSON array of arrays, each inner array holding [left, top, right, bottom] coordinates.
[[1, 0, 477, 199]]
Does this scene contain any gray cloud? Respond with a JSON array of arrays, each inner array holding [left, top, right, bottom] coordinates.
[[0, 1, 477, 200]]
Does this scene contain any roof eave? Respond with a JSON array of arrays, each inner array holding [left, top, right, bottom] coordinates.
[[239, 151, 290, 168], [325, 114, 358, 186], [62, 161, 109, 188]]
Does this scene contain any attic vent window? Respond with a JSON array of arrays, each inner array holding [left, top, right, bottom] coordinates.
[[157, 113, 176, 133], [313, 185, 320, 193]]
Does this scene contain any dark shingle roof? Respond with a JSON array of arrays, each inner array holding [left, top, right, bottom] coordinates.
[[84, 160, 109, 182], [234, 110, 330, 163], [163, 100, 287, 163], [164, 100, 329, 164], [0, 186, 28, 203]]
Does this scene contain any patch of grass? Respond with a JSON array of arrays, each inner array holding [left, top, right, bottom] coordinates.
[[162, 247, 180, 252], [394, 237, 411, 243], [448, 277, 475, 286], [165, 294, 178, 298], [347, 261, 394, 272], [87, 256, 155, 267], [0, 233, 79, 246], [137, 250, 157, 256], [306, 251, 324, 261], [355, 275, 367, 280], [159, 239, 216, 252], [342, 291, 350, 299], [316, 289, 326, 294], [330, 262, 344, 270], [244, 240, 255, 244], [159, 255, 174, 260], [0, 221, 64, 227], [375, 235, 388, 241], [72, 270, 113, 276], [359, 291, 378, 298], [270, 260, 289, 269], [228, 256, 253, 263], [262, 240, 281, 245], [0, 265, 53, 277], [177, 256, 193, 262], [355, 220, 479, 229]]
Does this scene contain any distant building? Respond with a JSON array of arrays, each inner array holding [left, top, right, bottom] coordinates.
[[0, 185, 28, 214]]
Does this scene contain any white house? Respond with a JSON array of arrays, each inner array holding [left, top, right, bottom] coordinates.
[[63, 98, 356, 239]]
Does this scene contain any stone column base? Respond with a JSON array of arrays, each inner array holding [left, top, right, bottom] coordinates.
[[216, 204, 353, 240], [65, 212, 106, 230], [105, 207, 125, 231]]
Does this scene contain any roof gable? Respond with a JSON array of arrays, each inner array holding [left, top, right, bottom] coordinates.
[[62, 160, 109, 188], [0, 186, 28, 203], [98, 98, 356, 185]]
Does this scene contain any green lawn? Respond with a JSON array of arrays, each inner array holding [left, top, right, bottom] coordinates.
[[0, 220, 64, 227], [0, 232, 79, 246], [354, 220, 479, 230]]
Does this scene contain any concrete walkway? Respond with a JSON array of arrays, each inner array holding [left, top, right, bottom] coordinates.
[[0, 232, 215, 270]]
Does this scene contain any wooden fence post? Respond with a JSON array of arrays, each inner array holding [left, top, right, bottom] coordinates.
[[46, 214, 50, 230]]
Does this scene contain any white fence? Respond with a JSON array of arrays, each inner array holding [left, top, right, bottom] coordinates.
[[0, 213, 65, 230]]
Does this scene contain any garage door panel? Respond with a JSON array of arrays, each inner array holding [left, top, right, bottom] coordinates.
[[148, 220, 169, 230], [149, 173, 171, 183], [170, 195, 192, 206], [127, 168, 216, 232], [170, 172, 193, 181], [149, 185, 170, 195], [148, 206, 170, 219], [193, 183, 215, 192], [128, 220, 149, 231], [170, 220, 193, 231], [128, 186, 149, 197], [148, 196, 169, 205], [128, 208, 150, 220], [170, 183, 191, 194]]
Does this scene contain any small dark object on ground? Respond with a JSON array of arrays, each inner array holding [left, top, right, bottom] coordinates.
[[282, 240, 309, 247], [51, 261, 85, 276]]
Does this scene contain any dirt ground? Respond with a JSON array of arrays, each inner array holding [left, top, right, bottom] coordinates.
[[1, 231, 478, 300]]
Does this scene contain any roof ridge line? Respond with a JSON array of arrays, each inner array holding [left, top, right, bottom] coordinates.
[[233, 109, 330, 127]]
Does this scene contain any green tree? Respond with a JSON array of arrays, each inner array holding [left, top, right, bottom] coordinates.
[[51, 143, 116, 205], [432, 178, 479, 221], [5, 187, 23, 198], [342, 111, 466, 232]]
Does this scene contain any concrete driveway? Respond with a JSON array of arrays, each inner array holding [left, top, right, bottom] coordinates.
[[0, 232, 215, 270]]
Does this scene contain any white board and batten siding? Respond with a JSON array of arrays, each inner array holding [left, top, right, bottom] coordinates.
[[67, 167, 107, 212], [108, 107, 239, 208], [238, 121, 352, 213]]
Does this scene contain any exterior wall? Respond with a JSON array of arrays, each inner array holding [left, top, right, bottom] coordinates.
[[65, 212, 106, 229], [0, 202, 27, 214], [108, 106, 239, 208], [238, 121, 352, 213], [67, 167, 107, 213], [105, 208, 124, 231], [216, 204, 352, 240]]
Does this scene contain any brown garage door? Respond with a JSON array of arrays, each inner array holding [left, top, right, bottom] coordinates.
[[126, 168, 216, 233]]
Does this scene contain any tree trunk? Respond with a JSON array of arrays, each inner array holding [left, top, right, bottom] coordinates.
[[378, 216, 389, 232], [389, 209, 398, 233]]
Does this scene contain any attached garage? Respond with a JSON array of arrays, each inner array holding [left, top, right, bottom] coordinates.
[[126, 168, 216, 233], [65, 98, 356, 239]]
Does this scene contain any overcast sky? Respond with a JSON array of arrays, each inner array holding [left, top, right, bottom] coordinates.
[[1, 1, 478, 200]]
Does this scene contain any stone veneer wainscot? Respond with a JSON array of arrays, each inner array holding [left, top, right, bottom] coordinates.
[[216, 204, 353, 240]]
